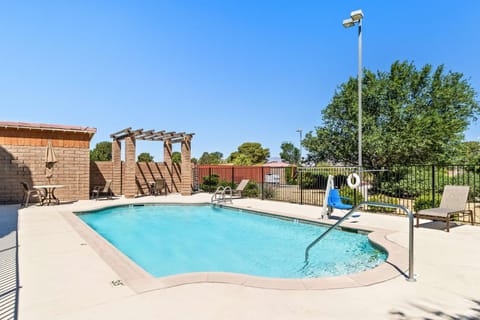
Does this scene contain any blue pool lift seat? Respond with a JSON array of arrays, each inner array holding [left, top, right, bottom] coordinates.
[[327, 189, 360, 218], [328, 189, 352, 210]]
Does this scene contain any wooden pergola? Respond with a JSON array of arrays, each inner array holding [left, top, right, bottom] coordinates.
[[110, 127, 194, 198]]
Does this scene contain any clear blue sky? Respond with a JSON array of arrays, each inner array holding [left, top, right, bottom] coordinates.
[[1, 1, 479, 160]]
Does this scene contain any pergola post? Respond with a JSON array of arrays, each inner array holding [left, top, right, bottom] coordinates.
[[111, 139, 122, 195], [124, 134, 136, 198], [164, 140, 173, 193], [181, 136, 192, 196]]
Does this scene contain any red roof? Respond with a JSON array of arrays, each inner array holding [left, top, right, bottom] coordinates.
[[0, 121, 97, 134], [263, 161, 291, 167]]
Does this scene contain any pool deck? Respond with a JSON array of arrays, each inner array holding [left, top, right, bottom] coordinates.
[[6, 193, 480, 319]]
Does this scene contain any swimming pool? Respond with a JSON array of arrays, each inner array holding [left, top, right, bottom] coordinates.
[[78, 204, 387, 279]]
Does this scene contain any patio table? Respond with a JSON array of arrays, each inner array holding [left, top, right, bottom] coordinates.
[[33, 184, 64, 205]]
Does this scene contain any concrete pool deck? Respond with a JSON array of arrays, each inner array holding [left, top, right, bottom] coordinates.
[[7, 193, 480, 319]]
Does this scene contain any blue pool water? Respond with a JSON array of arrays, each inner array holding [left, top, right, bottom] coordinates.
[[78, 205, 387, 278]]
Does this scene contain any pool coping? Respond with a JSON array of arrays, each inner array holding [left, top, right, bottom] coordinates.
[[63, 202, 409, 292]]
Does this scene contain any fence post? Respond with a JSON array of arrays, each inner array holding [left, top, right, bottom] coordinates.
[[231, 166, 234, 186], [261, 167, 264, 200], [431, 164, 436, 208], [300, 170, 303, 205]]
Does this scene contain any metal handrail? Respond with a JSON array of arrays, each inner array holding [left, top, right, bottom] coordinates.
[[304, 201, 415, 282], [211, 186, 224, 202], [211, 186, 233, 203]]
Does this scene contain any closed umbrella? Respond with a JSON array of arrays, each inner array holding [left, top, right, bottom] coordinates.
[[45, 140, 57, 184]]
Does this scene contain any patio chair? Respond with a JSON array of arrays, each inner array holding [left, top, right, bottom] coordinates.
[[91, 180, 113, 200], [232, 179, 250, 198], [21, 182, 45, 207], [415, 185, 474, 232], [152, 178, 167, 196]]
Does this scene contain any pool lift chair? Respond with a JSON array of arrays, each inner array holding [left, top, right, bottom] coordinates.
[[320, 175, 360, 219]]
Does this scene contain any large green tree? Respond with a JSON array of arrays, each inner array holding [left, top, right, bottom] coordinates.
[[303, 61, 479, 167], [137, 152, 154, 162], [172, 151, 182, 164], [228, 142, 270, 165], [90, 141, 112, 161], [459, 141, 480, 164], [198, 151, 224, 164], [280, 142, 300, 164]]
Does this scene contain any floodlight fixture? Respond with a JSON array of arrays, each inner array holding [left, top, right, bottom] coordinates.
[[342, 18, 355, 28], [350, 9, 364, 22]]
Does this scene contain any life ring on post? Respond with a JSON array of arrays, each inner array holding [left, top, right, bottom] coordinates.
[[347, 173, 360, 189]]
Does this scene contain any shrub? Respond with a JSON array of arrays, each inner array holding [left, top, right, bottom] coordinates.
[[338, 185, 364, 205], [200, 174, 219, 193], [242, 181, 259, 198], [414, 194, 442, 212], [300, 172, 329, 189], [262, 185, 276, 199], [285, 167, 298, 185], [366, 194, 399, 213], [219, 180, 235, 189]]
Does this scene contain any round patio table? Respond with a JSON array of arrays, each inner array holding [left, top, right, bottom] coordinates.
[[33, 185, 64, 205]]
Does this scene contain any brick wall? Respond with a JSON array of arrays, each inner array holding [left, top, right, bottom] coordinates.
[[0, 127, 93, 203]]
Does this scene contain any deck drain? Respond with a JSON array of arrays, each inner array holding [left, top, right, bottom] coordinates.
[[111, 280, 124, 287], [80, 243, 88, 246]]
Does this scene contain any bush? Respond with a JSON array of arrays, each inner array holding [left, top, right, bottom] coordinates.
[[285, 167, 298, 185], [366, 194, 399, 213], [414, 194, 442, 212], [219, 180, 235, 189], [243, 181, 259, 198], [300, 172, 329, 189], [338, 185, 364, 205], [374, 166, 480, 199], [262, 185, 276, 199], [200, 174, 219, 192]]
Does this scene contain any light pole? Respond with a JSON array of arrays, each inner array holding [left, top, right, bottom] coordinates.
[[343, 9, 364, 172], [296, 129, 302, 165]]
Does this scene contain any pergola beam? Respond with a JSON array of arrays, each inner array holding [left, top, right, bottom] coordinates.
[[111, 128, 194, 143]]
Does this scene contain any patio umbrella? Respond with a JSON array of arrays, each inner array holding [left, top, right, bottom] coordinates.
[[45, 140, 57, 184]]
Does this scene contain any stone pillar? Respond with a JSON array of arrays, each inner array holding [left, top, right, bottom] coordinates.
[[124, 135, 136, 198], [180, 136, 192, 196], [112, 139, 122, 195], [164, 140, 172, 193]]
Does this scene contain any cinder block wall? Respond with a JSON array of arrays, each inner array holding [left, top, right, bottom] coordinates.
[[0, 128, 92, 203], [89, 161, 182, 196], [90, 161, 114, 191]]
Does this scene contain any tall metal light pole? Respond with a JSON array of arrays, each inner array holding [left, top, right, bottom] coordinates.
[[343, 9, 364, 172], [296, 129, 302, 165]]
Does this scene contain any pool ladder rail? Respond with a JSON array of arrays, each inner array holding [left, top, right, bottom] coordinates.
[[211, 186, 233, 203], [303, 201, 416, 282]]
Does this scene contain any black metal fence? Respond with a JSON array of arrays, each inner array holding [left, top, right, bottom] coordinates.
[[196, 164, 480, 225]]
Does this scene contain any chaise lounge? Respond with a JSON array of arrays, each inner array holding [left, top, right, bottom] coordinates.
[[232, 179, 250, 198], [91, 180, 113, 200], [415, 185, 474, 232]]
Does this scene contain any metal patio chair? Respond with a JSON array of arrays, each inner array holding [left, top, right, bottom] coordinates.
[[415, 185, 474, 232], [21, 182, 44, 207], [91, 180, 113, 200]]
